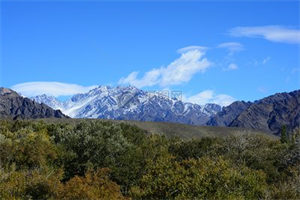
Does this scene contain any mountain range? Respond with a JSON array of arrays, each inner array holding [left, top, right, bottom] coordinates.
[[32, 86, 300, 134], [207, 90, 300, 134], [0, 87, 67, 119], [1, 86, 298, 135], [32, 86, 221, 125]]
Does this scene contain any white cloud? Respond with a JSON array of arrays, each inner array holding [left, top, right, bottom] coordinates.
[[230, 25, 300, 44], [226, 63, 238, 71], [177, 46, 207, 54], [184, 90, 214, 105], [119, 46, 212, 88], [184, 90, 235, 107], [217, 42, 243, 55], [118, 70, 161, 88], [11, 82, 97, 97]]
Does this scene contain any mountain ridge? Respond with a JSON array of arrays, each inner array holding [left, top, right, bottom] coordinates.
[[32, 86, 222, 125], [206, 101, 252, 126], [229, 90, 300, 134], [0, 87, 68, 119], [208, 89, 300, 134], [5, 86, 300, 135]]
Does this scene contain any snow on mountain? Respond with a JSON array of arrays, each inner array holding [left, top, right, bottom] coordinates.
[[32, 86, 222, 125], [32, 94, 64, 110]]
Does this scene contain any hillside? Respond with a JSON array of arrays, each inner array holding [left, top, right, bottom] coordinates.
[[230, 90, 300, 134], [206, 101, 252, 126], [0, 119, 298, 199], [124, 120, 274, 139], [0, 87, 68, 119], [207, 89, 300, 134], [38, 118, 274, 139]]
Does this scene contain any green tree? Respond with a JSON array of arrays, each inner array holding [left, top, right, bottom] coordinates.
[[280, 125, 289, 143], [131, 155, 267, 199]]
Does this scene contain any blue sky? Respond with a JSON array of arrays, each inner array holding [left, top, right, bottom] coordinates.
[[1, 1, 300, 106]]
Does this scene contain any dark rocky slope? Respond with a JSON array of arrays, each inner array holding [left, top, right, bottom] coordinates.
[[206, 101, 252, 126], [208, 90, 300, 134], [229, 90, 300, 134], [0, 87, 68, 119]]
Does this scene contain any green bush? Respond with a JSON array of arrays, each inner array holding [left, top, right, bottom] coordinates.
[[0, 119, 299, 199]]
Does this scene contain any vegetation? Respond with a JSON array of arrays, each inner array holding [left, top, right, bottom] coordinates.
[[0, 119, 299, 199]]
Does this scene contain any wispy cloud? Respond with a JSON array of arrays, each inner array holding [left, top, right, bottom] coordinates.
[[253, 56, 271, 66], [11, 82, 97, 97], [262, 56, 271, 64], [184, 90, 235, 107], [217, 42, 243, 55], [118, 46, 212, 88], [177, 46, 207, 54], [230, 25, 300, 44], [224, 63, 238, 71]]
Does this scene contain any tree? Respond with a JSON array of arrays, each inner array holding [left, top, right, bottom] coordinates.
[[280, 125, 289, 143], [131, 155, 267, 199], [58, 168, 126, 200]]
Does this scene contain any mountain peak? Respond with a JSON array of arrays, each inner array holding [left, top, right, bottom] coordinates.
[[208, 89, 300, 134], [0, 87, 18, 96], [0, 88, 68, 119], [32, 85, 221, 125]]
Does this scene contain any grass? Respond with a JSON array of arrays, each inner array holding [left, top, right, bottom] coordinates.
[[33, 118, 277, 140]]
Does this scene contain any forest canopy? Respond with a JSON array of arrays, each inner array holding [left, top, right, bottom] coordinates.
[[0, 120, 299, 199]]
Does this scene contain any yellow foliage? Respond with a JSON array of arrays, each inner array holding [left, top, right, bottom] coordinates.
[[58, 168, 127, 200], [0, 167, 63, 199]]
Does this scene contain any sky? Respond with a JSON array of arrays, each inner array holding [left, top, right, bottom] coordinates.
[[1, 0, 300, 106]]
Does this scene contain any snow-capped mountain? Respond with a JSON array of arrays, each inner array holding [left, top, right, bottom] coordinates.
[[32, 86, 221, 125], [32, 94, 63, 110]]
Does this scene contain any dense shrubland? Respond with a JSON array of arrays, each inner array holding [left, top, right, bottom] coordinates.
[[0, 120, 299, 199]]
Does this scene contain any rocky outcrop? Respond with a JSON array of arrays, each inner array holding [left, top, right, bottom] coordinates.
[[0, 87, 68, 119], [206, 101, 252, 126], [229, 90, 300, 134]]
